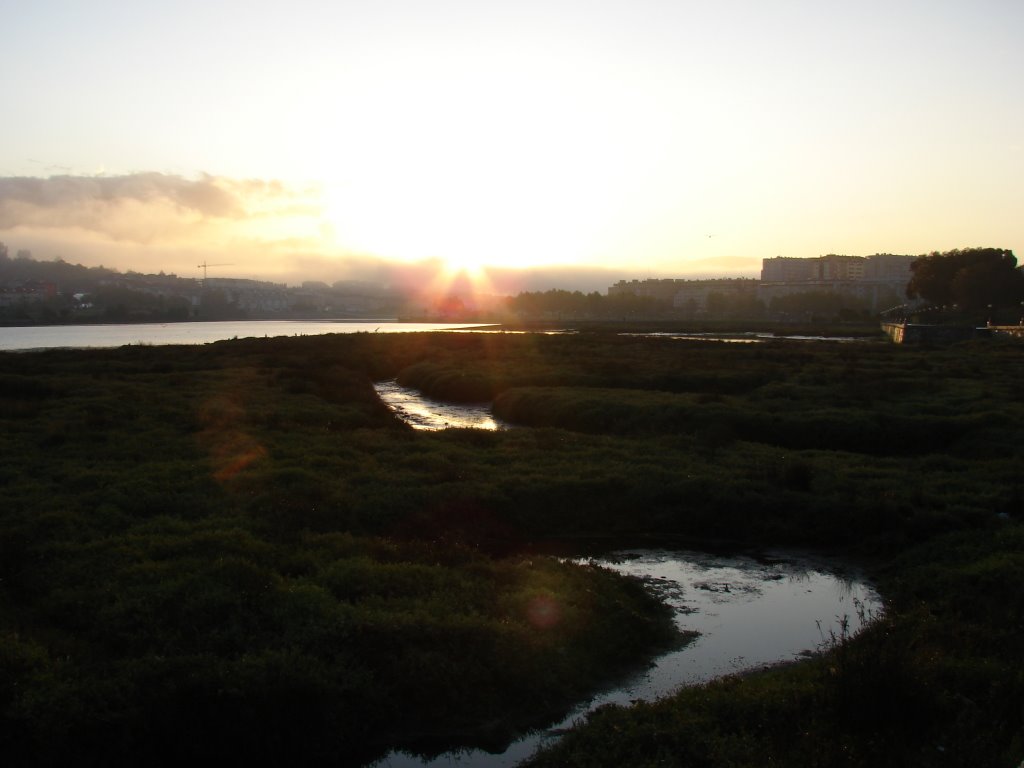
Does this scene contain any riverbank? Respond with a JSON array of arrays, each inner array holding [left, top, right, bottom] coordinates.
[[527, 524, 1024, 767], [1, 332, 1021, 765]]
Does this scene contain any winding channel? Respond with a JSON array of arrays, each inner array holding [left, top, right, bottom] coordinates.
[[372, 383, 883, 768], [374, 380, 509, 431]]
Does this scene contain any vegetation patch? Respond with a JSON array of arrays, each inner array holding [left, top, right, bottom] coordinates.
[[1, 330, 1022, 765]]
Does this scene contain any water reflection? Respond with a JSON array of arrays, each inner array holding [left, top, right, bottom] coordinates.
[[621, 332, 868, 343], [375, 549, 880, 768], [0, 320, 498, 351], [374, 380, 507, 431], [589, 550, 878, 698]]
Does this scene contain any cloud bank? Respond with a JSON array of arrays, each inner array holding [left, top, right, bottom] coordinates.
[[0, 173, 348, 281], [0, 173, 310, 243], [0, 172, 709, 293]]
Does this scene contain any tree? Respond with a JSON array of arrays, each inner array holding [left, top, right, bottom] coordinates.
[[907, 247, 1024, 315]]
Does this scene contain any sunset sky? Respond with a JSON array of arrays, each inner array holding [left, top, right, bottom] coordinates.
[[2, 0, 1022, 292]]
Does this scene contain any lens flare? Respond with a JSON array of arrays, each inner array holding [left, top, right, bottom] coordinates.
[[196, 389, 267, 483], [526, 594, 562, 630]]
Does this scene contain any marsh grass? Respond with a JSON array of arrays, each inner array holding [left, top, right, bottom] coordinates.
[[1, 331, 1022, 765]]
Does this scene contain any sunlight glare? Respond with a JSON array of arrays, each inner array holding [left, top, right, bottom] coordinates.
[[314, 46, 674, 276]]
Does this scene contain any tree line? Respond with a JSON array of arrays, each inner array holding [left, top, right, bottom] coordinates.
[[906, 247, 1024, 323]]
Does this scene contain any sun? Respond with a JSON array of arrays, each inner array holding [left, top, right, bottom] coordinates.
[[320, 167, 616, 283], [313, 64, 637, 281], [437, 256, 486, 288]]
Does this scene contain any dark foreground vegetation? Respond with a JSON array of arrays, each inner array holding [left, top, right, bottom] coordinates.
[[2, 330, 1022, 766]]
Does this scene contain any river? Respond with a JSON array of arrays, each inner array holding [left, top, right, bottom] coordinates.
[[374, 379, 509, 430], [376, 549, 880, 768], [371, 384, 882, 767], [622, 331, 872, 343], [0, 321, 875, 353], [0, 319, 493, 351]]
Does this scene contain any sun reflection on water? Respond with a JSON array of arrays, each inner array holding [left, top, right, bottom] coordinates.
[[374, 380, 507, 431]]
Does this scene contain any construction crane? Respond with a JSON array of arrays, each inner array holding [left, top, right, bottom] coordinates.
[[197, 262, 233, 287]]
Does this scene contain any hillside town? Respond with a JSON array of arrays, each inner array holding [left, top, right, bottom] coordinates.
[[0, 242, 997, 325], [0, 243, 404, 323]]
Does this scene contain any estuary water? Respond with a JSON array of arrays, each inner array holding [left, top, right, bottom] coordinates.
[[371, 386, 882, 767], [622, 331, 870, 343], [376, 549, 880, 768], [0, 319, 493, 351], [374, 380, 507, 431]]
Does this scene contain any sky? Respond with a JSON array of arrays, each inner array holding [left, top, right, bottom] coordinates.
[[2, 0, 1022, 293]]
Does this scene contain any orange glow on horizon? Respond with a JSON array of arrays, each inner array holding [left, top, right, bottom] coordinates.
[[411, 260, 502, 313]]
